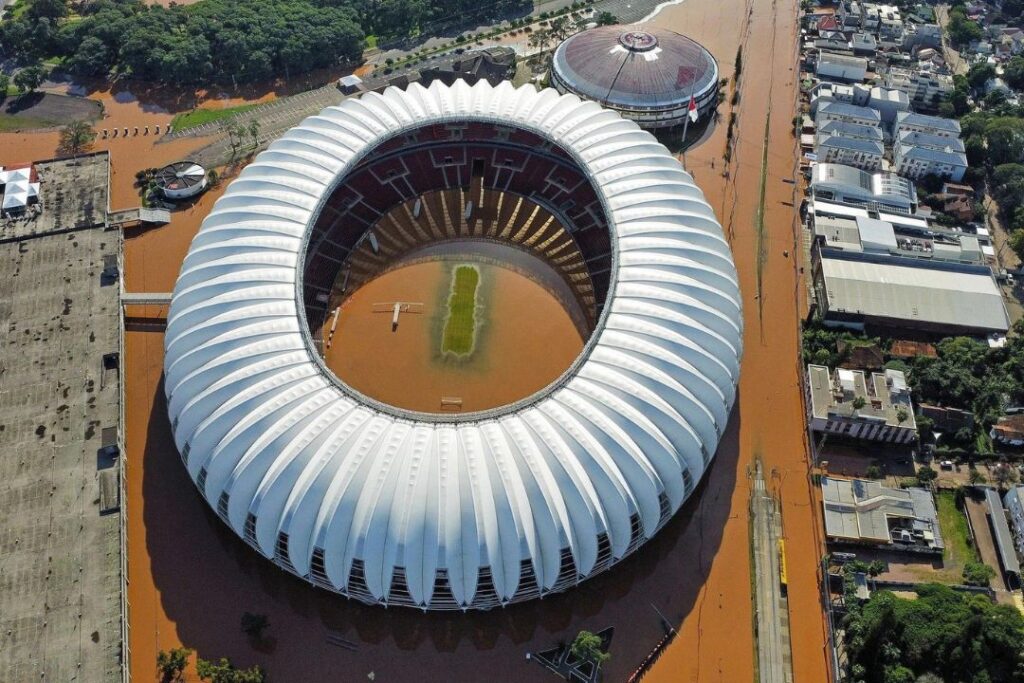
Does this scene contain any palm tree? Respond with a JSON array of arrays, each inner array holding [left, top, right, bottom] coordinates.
[[247, 120, 261, 150]]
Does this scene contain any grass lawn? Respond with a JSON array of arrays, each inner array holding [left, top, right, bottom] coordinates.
[[0, 113, 56, 131], [170, 103, 258, 131], [441, 265, 480, 356], [936, 490, 979, 573]]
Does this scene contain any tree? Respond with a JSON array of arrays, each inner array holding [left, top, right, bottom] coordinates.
[[868, 559, 886, 576], [1005, 57, 1024, 91], [969, 468, 987, 485], [223, 120, 246, 159], [962, 560, 996, 586], [843, 584, 1024, 682], [196, 657, 266, 683], [13, 64, 46, 95], [58, 121, 96, 157], [241, 612, 269, 639], [247, 120, 261, 150], [946, 9, 982, 48], [967, 62, 995, 93], [852, 396, 867, 410], [896, 408, 909, 425], [157, 648, 193, 683], [993, 462, 1018, 489], [569, 630, 610, 664], [916, 466, 937, 486], [866, 464, 882, 479], [593, 10, 617, 25], [0, 74, 9, 103]]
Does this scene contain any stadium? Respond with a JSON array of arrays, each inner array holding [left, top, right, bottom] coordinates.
[[551, 26, 721, 129], [164, 79, 742, 611]]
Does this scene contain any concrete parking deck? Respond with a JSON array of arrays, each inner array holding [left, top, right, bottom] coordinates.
[[0, 156, 122, 681]]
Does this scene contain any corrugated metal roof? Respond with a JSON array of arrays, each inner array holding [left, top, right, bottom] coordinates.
[[985, 487, 1020, 575], [820, 256, 1009, 331]]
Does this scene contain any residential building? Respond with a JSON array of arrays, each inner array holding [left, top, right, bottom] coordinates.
[[816, 101, 883, 128], [821, 477, 943, 552], [894, 142, 968, 182], [867, 86, 911, 124], [902, 23, 942, 50], [816, 134, 885, 170], [885, 67, 954, 110], [817, 52, 869, 82], [917, 403, 973, 431], [810, 82, 870, 113], [895, 111, 962, 138], [807, 364, 918, 443], [817, 119, 885, 143], [991, 414, 1024, 447], [811, 163, 918, 213], [851, 32, 878, 56]]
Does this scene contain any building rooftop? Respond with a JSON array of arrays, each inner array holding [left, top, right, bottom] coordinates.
[[551, 25, 718, 110], [808, 364, 915, 428], [898, 130, 966, 153], [818, 255, 1010, 332], [816, 134, 885, 155], [897, 143, 968, 168], [896, 110, 962, 134], [985, 487, 1021, 575], [818, 119, 885, 141], [821, 477, 943, 549], [817, 101, 882, 123]]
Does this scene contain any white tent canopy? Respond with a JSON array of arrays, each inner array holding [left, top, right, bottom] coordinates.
[[0, 166, 39, 211]]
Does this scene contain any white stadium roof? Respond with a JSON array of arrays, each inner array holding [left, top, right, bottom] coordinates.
[[164, 79, 742, 610]]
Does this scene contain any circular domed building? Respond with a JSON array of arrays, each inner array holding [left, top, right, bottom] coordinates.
[[164, 79, 741, 611], [551, 25, 719, 129], [156, 161, 208, 200]]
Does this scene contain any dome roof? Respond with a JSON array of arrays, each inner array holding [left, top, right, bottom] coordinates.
[[164, 79, 742, 610], [552, 25, 719, 111]]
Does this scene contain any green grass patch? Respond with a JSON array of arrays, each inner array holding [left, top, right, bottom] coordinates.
[[936, 490, 978, 568], [170, 103, 258, 131], [0, 113, 57, 131], [441, 264, 480, 356], [365, 34, 378, 49]]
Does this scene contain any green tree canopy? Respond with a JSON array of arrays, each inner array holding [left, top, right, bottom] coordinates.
[[570, 630, 610, 664], [1005, 56, 1024, 91], [946, 9, 982, 47], [967, 62, 996, 92], [843, 584, 1024, 683]]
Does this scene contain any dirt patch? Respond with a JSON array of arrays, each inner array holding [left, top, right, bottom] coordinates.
[[1, 92, 102, 131]]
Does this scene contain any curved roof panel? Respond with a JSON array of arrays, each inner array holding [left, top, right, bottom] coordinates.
[[164, 79, 742, 610], [552, 25, 719, 111]]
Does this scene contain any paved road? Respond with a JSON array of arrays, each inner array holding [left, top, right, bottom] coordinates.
[[751, 461, 794, 683]]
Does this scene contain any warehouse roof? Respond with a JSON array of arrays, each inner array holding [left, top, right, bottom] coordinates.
[[819, 256, 1009, 332]]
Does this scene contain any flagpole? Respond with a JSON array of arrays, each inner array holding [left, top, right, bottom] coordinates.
[[681, 76, 696, 170]]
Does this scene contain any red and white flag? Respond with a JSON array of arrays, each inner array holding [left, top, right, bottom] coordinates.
[[687, 96, 698, 123]]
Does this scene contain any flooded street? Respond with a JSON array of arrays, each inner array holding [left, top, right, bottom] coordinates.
[[644, 0, 830, 679]]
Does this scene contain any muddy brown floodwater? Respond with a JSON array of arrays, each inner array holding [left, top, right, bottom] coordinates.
[[4, 0, 830, 676], [324, 259, 583, 414]]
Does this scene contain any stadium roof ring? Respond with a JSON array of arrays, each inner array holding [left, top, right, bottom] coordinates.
[[164, 79, 742, 611]]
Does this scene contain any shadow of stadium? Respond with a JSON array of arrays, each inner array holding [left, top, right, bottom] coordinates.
[[140, 372, 742, 681]]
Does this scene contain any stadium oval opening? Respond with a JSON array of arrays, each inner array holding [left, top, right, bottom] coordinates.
[[298, 120, 614, 418]]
